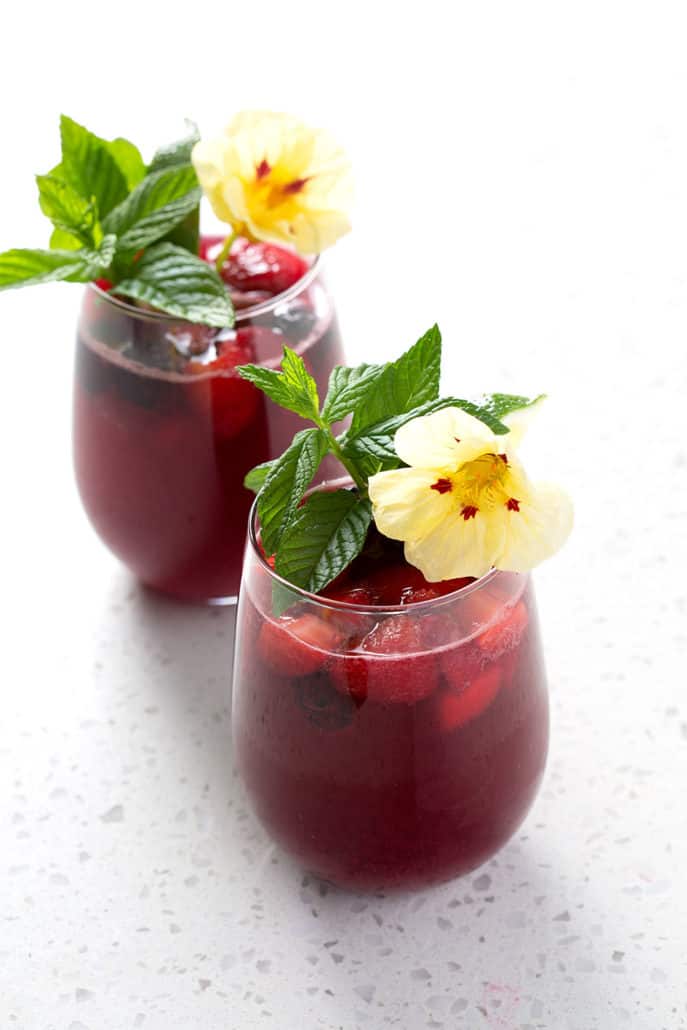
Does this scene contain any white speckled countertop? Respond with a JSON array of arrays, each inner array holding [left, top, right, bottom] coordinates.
[[3, 6, 687, 1028]]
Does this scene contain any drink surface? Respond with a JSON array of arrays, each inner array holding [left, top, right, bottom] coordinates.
[[233, 532, 550, 890], [73, 237, 344, 602]]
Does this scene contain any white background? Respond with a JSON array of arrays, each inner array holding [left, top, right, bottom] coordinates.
[[1, 3, 686, 1028]]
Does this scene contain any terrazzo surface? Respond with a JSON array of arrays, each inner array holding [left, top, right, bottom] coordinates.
[[1, 281, 686, 1029], [4, 9, 687, 1020]]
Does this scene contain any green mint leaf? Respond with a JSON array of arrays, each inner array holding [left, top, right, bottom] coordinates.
[[36, 174, 100, 247], [244, 460, 277, 493], [349, 324, 442, 434], [148, 122, 200, 174], [238, 345, 321, 423], [113, 243, 234, 327], [147, 123, 201, 253], [257, 429, 329, 556], [163, 207, 200, 255], [479, 392, 546, 420], [49, 228, 82, 250], [107, 138, 146, 189], [342, 395, 511, 477], [59, 115, 129, 217], [275, 489, 372, 594], [321, 362, 386, 423], [102, 165, 201, 251], [0, 235, 116, 290]]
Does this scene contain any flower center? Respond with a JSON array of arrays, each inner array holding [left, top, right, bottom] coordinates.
[[439, 452, 512, 515], [255, 159, 271, 180], [249, 161, 312, 213]]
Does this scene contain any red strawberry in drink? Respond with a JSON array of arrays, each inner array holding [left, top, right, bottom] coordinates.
[[223, 238, 309, 295], [258, 612, 346, 677], [319, 578, 378, 639], [202, 235, 309, 296], [332, 601, 378, 640], [436, 665, 502, 731], [476, 601, 529, 657], [329, 617, 439, 704], [186, 327, 268, 439], [198, 234, 224, 262], [364, 563, 474, 606]]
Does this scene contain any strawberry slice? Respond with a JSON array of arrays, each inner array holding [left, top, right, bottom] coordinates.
[[325, 584, 376, 606], [186, 328, 263, 439], [258, 612, 346, 677], [364, 563, 474, 606], [198, 235, 225, 262], [205, 237, 309, 296], [436, 665, 502, 731], [329, 617, 439, 704], [476, 601, 529, 657], [318, 579, 378, 638]]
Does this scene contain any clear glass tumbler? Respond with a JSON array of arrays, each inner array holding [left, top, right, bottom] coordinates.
[[232, 499, 550, 890], [73, 257, 344, 603]]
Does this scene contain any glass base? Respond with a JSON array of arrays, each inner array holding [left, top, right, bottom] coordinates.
[[140, 580, 238, 607]]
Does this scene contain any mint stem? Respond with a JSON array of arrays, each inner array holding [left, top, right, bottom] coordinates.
[[324, 427, 368, 495], [215, 230, 236, 275]]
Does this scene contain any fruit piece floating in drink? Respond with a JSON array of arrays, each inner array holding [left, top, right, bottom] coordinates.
[[232, 326, 573, 889], [0, 112, 353, 602]]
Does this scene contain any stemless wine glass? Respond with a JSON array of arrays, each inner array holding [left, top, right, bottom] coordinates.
[[232, 499, 550, 891], [73, 257, 344, 603]]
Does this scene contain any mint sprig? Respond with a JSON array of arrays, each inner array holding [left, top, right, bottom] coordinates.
[[101, 164, 201, 252], [276, 490, 373, 594], [59, 115, 129, 219], [347, 324, 441, 434], [0, 236, 116, 289], [477, 392, 546, 420], [257, 428, 330, 555], [36, 175, 100, 248], [239, 325, 537, 595], [238, 347, 322, 423], [114, 244, 234, 328], [148, 121, 200, 174], [0, 115, 233, 328]]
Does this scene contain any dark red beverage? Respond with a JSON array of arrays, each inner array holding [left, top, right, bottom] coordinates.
[[233, 519, 549, 890], [73, 237, 345, 602]]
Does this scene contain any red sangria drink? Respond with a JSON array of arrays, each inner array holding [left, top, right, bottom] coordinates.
[[73, 241, 345, 602], [0, 110, 353, 601], [230, 324, 572, 890], [232, 516, 549, 890]]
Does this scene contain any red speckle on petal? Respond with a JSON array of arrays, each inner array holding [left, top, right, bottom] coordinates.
[[256, 159, 271, 180], [454, 437, 461, 444], [431, 478, 453, 494], [506, 497, 520, 511], [461, 505, 479, 520], [499, 453, 509, 464], [283, 177, 309, 195]]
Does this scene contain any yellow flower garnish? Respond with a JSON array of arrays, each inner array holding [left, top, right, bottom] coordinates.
[[192, 111, 353, 255], [368, 404, 573, 580]]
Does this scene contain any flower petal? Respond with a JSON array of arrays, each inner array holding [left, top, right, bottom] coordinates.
[[404, 506, 506, 581], [192, 111, 352, 253], [496, 479, 573, 572], [192, 139, 238, 226], [394, 407, 497, 472], [368, 467, 452, 542], [286, 209, 352, 255]]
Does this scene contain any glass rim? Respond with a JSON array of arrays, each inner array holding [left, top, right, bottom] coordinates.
[[87, 252, 323, 326], [247, 486, 512, 616]]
